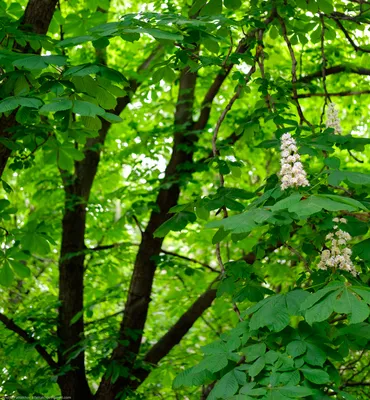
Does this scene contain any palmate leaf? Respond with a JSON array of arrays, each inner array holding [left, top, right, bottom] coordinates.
[[208, 368, 246, 400], [301, 283, 370, 325], [244, 290, 309, 332], [12, 55, 67, 70]]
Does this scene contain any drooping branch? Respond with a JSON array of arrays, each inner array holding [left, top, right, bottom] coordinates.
[[0, 312, 57, 370]]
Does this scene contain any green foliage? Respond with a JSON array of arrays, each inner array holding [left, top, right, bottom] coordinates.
[[1, 0, 370, 399]]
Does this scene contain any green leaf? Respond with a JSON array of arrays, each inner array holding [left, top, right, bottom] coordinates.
[[242, 343, 266, 362], [304, 289, 340, 325], [334, 288, 370, 324], [248, 295, 289, 332], [224, 0, 242, 10], [13, 55, 66, 70], [319, 0, 334, 14], [40, 99, 73, 113], [353, 238, 370, 261], [200, 0, 223, 16], [17, 97, 43, 109], [194, 354, 229, 373], [10, 260, 30, 279], [271, 193, 302, 211], [287, 341, 307, 358], [206, 209, 269, 234], [101, 112, 123, 123], [140, 27, 183, 42], [300, 282, 344, 311], [0, 261, 14, 286], [73, 100, 105, 117], [208, 369, 239, 399], [154, 212, 196, 238], [0, 97, 20, 113], [249, 356, 265, 377], [96, 87, 117, 110], [58, 35, 95, 47], [278, 386, 314, 398], [316, 194, 368, 211], [303, 343, 326, 367], [300, 367, 330, 384]]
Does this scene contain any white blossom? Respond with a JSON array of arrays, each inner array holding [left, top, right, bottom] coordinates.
[[279, 133, 310, 190], [318, 218, 358, 276], [326, 103, 342, 134]]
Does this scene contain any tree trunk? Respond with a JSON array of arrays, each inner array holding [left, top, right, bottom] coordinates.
[[57, 182, 93, 399]]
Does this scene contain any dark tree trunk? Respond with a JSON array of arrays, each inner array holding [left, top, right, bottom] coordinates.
[[57, 182, 92, 399], [21, 0, 59, 34]]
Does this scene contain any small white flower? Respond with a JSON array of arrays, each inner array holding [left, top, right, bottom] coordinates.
[[279, 133, 309, 190], [326, 103, 342, 135], [318, 223, 358, 276]]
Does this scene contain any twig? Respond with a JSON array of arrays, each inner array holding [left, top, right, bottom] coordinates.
[[348, 149, 364, 163], [277, 13, 311, 127], [319, 15, 330, 129], [334, 17, 370, 53], [285, 244, 312, 273], [0, 312, 58, 370], [160, 249, 219, 273], [222, 29, 234, 67]]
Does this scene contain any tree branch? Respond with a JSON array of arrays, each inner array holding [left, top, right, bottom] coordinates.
[[129, 283, 219, 390], [0, 312, 57, 370], [333, 17, 370, 53], [160, 249, 219, 273], [194, 9, 276, 131], [277, 12, 310, 126], [297, 90, 370, 98], [299, 65, 370, 83]]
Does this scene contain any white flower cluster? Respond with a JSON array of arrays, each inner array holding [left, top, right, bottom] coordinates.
[[326, 103, 342, 134], [279, 133, 310, 190], [318, 218, 358, 276]]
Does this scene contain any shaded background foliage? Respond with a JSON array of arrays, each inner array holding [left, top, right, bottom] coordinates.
[[0, 0, 370, 399]]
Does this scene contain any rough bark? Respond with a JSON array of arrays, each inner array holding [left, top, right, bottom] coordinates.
[[21, 0, 59, 35]]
